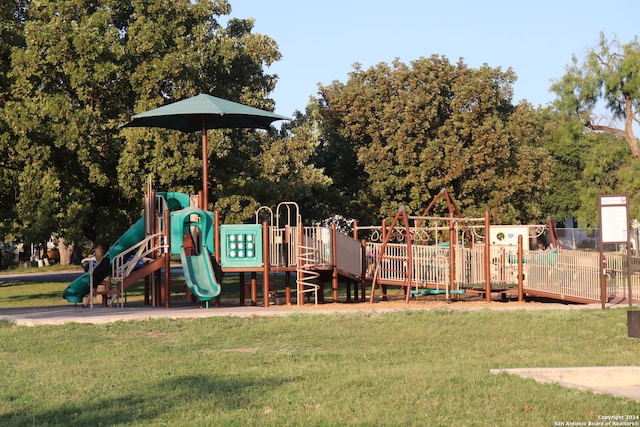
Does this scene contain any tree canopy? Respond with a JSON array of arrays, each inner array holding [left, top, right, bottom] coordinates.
[[0, 0, 299, 258], [308, 57, 553, 224], [1, 1, 638, 267], [551, 33, 640, 158]]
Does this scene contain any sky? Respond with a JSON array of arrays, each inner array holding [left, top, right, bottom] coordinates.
[[225, 0, 640, 118]]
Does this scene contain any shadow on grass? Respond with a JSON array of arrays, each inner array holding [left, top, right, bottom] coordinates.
[[2, 373, 290, 426], [4, 289, 64, 303]]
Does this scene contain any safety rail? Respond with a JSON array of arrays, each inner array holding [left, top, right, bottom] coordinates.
[[365, 242, 450, 287], [364, 241, 617, 303], [269, 226, 334, 268], [524, 249, 601, 302], [600, 252, 640, 302], [109, 233, 167, 306], [269, 226, 297, 268]]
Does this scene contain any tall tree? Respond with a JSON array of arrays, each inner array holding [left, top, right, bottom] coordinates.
[[551, 33, 640, 158], [310, 57, 553, 224], [117, 4, 284, 219], [0, 0, 27, 243], [2, 0, 287, 262], [536, 107, 589, 223], [4, 0, 131, 261]]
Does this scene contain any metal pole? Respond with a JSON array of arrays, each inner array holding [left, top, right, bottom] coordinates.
[[627, 243, 633, 307], [164, 208, 171, 308], [201, 118, 208, 210], [332, 224, 339, 303]]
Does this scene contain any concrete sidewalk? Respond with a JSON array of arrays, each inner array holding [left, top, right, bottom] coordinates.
[[491, 366, 640, 403], [0, 303, 296, 326], [0, 298, 624, 327]]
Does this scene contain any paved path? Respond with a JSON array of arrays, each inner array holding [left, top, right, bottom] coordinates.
[[0, 298, 629, 327]]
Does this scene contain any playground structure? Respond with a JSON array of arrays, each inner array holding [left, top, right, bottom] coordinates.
[[63, 179, 222, 308], [63, 180, 366, 308], [363, 189, 640, 305], [63, 186, 640, 308]]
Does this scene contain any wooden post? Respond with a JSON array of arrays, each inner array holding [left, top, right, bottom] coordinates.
[[263, 221, 270, 307], [164, 208, 171, 308], [448, 219, 456, 302], [201, 119, 208, 210], [285, 271, 292, 305], [214, 210, 221, 277], [484, 210, 491, 303], [518, 234, 524, 302], [332, 223, 339, 303], [297, 219, 304, 306], [251, 272, 258, 306], [239, 272, 245, 306]]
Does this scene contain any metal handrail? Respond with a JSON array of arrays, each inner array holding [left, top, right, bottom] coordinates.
[[109, 232, 166, 306]]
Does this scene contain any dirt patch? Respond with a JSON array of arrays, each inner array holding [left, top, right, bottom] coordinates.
[[258, 295, 584, 312]]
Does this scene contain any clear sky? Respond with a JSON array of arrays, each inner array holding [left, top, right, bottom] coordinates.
[[226, 0, 640, 118]]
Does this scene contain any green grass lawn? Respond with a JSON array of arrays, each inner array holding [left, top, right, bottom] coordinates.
[[1, 274, 639, 426]]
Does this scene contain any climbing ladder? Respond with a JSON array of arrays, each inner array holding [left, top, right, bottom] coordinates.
[[297, 244, 321, 305]]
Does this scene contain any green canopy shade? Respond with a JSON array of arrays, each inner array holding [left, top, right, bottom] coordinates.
[[120, 94, 289, 209], [121, 94, 289, 132]]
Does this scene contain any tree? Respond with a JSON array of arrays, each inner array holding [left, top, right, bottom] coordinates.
[[0, 0, 27, 245], [536, 107, 590, 223], [551, 33, 640, 158], [118, 5, 283, 219], [309, 57, 553, 224], [4, 0, 135, 262], [2, 0, 288, 262], [575, 131, 640, 228]]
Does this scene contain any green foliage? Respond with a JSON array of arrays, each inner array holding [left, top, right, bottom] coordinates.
[[0, 0, 27, 242], [537, 108, 590, 222], [116, 2, 301, 219], [577, 134, 640, 227], [4, 0, 137, 247], [310, 57, 553, 224], [0, 0, 292, 252], [537, 104, 640, 228], [551, 33, 640, 158]]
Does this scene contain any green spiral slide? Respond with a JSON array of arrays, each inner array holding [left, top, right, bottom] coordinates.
[[180, 245, 221, 307]]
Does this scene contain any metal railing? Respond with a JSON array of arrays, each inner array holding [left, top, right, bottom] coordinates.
[[109, 233, 166, 306], [602, 252, 640, 301], [264, 223, 637, 304], [524, 249, 600, 301], [266, 225, 365, 286], [363, 240, 627, 303]]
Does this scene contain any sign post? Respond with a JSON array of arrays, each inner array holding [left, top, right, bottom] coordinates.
[[598, 195, 631, 309]]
